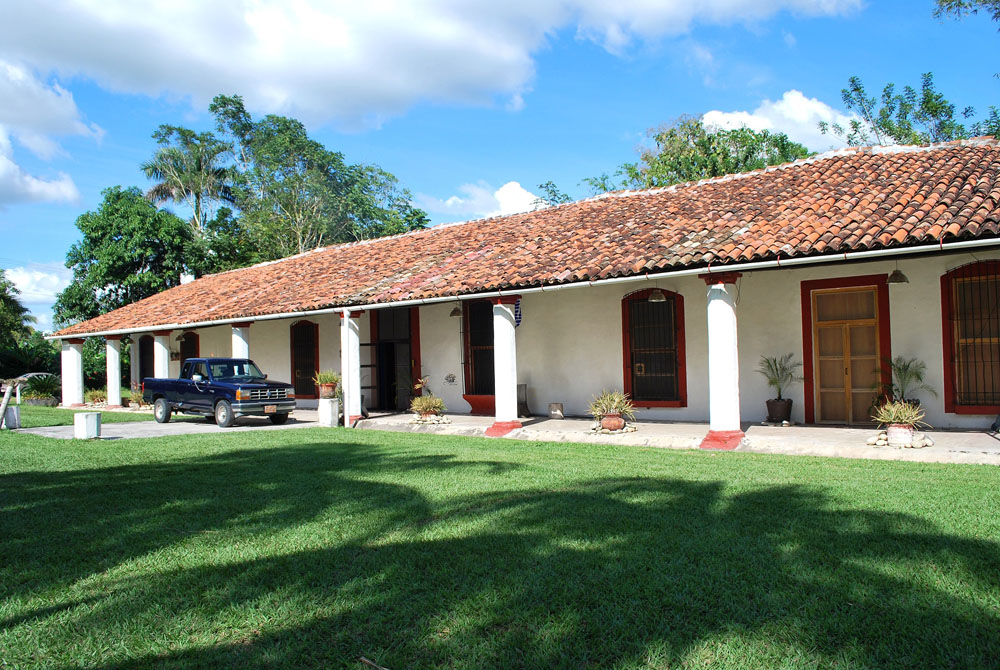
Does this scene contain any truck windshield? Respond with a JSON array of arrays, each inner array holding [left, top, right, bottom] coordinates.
[[210, 361, 267, 382]]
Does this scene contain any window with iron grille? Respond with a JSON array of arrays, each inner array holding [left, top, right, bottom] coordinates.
[[942, 261, 1000, 414], [622, 289, 687, 406], [464, 300, 495, 395]]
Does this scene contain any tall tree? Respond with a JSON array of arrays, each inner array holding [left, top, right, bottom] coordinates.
[[585, 117, 811, 193], [141, 126, 233, 235], [54, 186, 192, 326], [818, 73, 997, 146], [0, 269, 33, 340]]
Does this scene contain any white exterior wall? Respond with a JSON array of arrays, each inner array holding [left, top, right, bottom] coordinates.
[[416, 303, 468, 413]]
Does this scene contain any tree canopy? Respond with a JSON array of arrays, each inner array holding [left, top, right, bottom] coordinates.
[[53, 186, 192, 327], [0, 269, 33, 341], [584, 117, 812, 193]]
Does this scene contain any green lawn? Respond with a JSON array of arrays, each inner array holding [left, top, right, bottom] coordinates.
[[1, 427, 998, 669], [13, 406, 197, 429]]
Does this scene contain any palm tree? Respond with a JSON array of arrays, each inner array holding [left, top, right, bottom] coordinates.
[[141, 126, 233, 235], [0, 269, 34, 340]]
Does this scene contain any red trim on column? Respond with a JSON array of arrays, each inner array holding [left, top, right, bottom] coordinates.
[[152, 330, 172, 337], [699, 271, 742, 285], [66, 338, 85, 345], [463, 394, 495, 416], [339, 311, 364, 319], [68, 403, 86, 408], [485, 420, 522, 437], [410, 307, 422, 395], [621, 288, 687, 408], [800, 274, 891, 424], [490, 295, 521, 305], [231, 321, 253, 329], [941, 260, 1000, 415], [349, 414, 364, 423], [699, 430, 745, 450]]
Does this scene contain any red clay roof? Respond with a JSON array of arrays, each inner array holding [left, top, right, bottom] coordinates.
[[55, 138, 1000, 337]]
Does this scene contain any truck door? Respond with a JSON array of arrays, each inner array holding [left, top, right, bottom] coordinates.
[[186, 360, 212, 412]]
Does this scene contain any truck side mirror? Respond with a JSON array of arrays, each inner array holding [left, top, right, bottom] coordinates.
[[192, 374, 203, 383]]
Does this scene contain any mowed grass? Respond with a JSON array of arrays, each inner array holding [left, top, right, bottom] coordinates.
[[13, 406, 198, 429], [1, 425, 999, 669]]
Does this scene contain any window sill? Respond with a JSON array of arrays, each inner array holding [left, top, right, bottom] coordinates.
[[948, 404, 1000, 415], [633, 400, 686, 408]]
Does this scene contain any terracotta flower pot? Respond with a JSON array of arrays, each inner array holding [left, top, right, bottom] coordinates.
[[886, 423, 914, 448], [318, 383, 338, 399], [601, 412, 625, 431], [765, 398, 793, 423]]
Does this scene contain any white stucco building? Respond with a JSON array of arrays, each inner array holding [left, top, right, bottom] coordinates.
[[52, 140, 1000, 447]]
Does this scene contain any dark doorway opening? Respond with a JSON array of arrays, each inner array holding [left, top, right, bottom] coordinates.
[[139, 335, 154, 380], [290, 320, 319, 398], [179, 332, 199, 367], [368, 307, 421, 411]]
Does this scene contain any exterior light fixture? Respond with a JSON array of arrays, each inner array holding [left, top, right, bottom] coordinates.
[[887, 261, 909, 284], [648, 288, 667, 303], [449, 303, 462, 317]]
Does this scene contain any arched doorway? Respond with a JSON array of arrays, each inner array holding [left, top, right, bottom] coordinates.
[[179, 332, 200, 366], [290, 320, 319, 398], [139, 335, 155, 381]]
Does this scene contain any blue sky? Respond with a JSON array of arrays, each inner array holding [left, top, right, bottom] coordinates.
[[0, 0, 997, 330]]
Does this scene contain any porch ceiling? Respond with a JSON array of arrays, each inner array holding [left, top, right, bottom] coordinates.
[[54, 138, 1000, 338]]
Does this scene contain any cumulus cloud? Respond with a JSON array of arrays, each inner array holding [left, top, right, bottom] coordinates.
[[416, 180, 541, 219], [0, 0, 861, 127], [702, 89, 858, 152], [6, 263, 73, 333], [0, 128, 79, 205]]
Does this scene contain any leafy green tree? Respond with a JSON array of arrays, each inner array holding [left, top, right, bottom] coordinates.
[[818, 73, 997, 146], [0, 328, 59, 379], [54, 186, 192, 327], [585, 117, 811, 193], [0, 269, 33, 340], [532, 181, 572, 207], [935, 1, 1000, 25], [142, 126, 234, 235]]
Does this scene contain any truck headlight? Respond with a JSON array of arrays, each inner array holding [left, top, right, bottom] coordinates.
[[236, 389, 250, 401]]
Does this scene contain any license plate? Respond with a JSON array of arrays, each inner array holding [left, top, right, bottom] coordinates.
[[264, 405, 277, 414]]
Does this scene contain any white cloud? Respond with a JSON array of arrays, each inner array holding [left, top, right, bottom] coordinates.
[[702, 89, 858, 152], [0, 0, 861, 127], [5, 263, 72, 333], [417, 180, 541, 219], [0, 127, 80, 205]]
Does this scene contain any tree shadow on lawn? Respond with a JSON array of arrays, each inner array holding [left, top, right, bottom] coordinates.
[[2, 443, 999, 668]]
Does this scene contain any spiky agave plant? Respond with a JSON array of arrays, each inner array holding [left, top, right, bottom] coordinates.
[[756, 353, 803, 400]]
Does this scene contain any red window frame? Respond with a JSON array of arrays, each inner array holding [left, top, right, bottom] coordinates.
[[941, 260, 1000, 415], [621, 288, 687, 408]]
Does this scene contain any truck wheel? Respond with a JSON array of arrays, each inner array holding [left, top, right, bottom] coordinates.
[[269, 413, 289, 425], [215, 400, 235, 428], [153, 398, 171, 424]]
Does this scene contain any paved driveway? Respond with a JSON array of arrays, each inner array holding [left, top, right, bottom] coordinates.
[[19, 410, 320, 440]]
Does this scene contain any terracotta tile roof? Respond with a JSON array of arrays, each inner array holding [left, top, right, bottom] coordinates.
[[55, 138, 1000, 337]]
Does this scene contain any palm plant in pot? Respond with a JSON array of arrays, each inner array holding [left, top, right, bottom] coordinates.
[[871, 399, 930, 447], [886, 356, 937, 407], [756, 353, 802, 423], [588, 389, 637, 431], [313, 370, 340, 399]]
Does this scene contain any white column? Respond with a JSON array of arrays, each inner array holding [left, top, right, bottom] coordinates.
[[232, 323, 251, 358], [106, 337, 122, 407], [60, 339, 85, 407], [129, 337, 140, 392], [153, 331, 171, 378], [340, 311, 363, 425], [488, 297, 521, 435], [702, 273, 743, 447]]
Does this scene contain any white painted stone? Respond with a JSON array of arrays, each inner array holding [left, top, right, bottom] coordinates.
[[493, 301, 519, 424], [706, 280, 741, 432], [73, 412, 101, 439], [866, 436, 878, 446], [106, 339, 122, 406], [60, 341, 84, 406], [318, 398, 339, 427]]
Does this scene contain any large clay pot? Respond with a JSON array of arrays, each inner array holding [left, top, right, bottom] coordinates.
[[886, 423, 914, 448], [765, 398, 793, 423], [318, 383, 338, 399], [601, 412, 625, 431]]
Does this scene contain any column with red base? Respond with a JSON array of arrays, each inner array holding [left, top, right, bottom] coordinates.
[[340, 310, 364, 426], [486, 296, 521, 437], [699, 273, 744, 450], [105, 336, 122, 408], [60, 338, 85, 407]]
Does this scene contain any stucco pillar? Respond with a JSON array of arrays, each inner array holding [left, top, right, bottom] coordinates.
[[60, 338, 85, 407], [129, 337, 140, 392], [340, 311, 363, 426], [699, 273, 744, 449], [232, 322, 251, 358], [105, 336, 122, 408], [153, 330, 171, 379], [486, 296, 521, 437]]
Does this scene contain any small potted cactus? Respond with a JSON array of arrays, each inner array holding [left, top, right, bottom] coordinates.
[[313, 370, 340, 399], [588, 389, 637, 431]]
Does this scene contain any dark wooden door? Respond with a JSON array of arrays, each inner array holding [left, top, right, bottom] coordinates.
[[290, 321, 318, 398], [139, 335, 154, 380]]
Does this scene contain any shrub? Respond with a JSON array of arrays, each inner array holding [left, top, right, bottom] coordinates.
[[756, 353, 803, 400], [871, 400, 930, 429], [588, 390, 637, 421], [24, 374, 61, 398], [313, 370, 341, 385], [411, 395, 446, 415], [85, 389, 107, 404]]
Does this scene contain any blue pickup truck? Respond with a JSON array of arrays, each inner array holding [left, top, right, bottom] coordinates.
[[142, 357, 296, 427]]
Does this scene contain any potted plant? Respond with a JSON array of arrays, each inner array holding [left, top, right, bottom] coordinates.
[[23, 375, 60, 407], [313, 370, 340, 399], [411, 394, 446, 417], [885, 356, 937, 406], [871, 399, 930, 447], [588, 389, 637, 431], [756, 353, 802, 423], [130, 381, 146, 408]]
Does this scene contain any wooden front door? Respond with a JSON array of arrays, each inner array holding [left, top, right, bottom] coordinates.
[[812, 287, 880, 424], [290, 321, 318, 398]]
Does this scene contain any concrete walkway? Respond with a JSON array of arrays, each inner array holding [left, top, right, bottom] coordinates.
[[19, 410, 320, 440], [357, 412, 1000, 466]]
